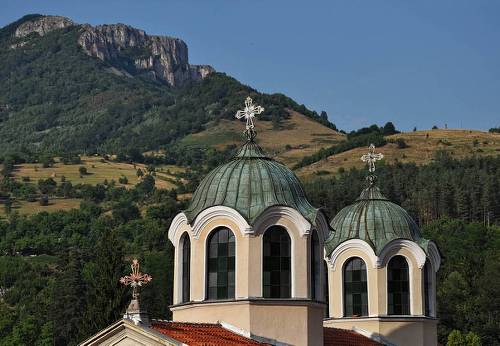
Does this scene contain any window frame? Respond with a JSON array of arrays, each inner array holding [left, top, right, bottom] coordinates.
[[310, 230, 321, 300], [262, 225, 292, 299], [181, 232, 191, 303], [205, 227, 236, 301], [423, 260, 433, 317], [387, 255, 410, 315], [343, 257, 368, 317]]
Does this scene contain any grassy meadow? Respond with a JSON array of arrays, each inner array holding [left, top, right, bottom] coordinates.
[[297, 129, 500, 177], [11, 156, 181, 190], [0, 156, 185, 217], [182, 110, 345, 166]]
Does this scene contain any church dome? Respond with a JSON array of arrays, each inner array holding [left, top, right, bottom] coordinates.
[[325, 183, 430, 256], [184, 140, 320, 226]]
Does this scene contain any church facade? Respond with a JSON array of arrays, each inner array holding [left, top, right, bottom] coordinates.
[[82, 98, 441, 346]]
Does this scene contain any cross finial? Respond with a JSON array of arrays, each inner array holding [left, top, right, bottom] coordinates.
[[361, 144, 383, 184], [120, 259, 152, 299], [235, 96, 265, 140]]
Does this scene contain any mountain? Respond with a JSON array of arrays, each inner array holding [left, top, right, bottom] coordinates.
[[0, 14, 338, 157], [13, 15, 214, 87]]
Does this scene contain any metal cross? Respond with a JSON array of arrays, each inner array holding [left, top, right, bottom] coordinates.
[[235, 96, 264, 140], [120, 259, 152, 299], [361, 144, 384, 173]]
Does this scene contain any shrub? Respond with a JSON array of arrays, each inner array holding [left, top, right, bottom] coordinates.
[[39, 195, 49, 206], [78, 166, 88, 175], [396, 138, 409, 149]]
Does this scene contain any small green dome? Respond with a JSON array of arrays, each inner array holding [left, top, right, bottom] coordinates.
[[184, 140, 319, 226], [325, 184, 429, 256]]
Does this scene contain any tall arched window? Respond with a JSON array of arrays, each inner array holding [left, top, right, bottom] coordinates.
[[263, 226, 291, 298], [343, 257, 368, 317], [206, 227, 235, 300], [424, 260, 432, 316], [181, 233, 191, 303], [310, 231, 321, 300], [324, 261, 329, 317], [388, 255, 410, 315]]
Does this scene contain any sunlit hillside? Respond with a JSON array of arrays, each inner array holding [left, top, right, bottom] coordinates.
[[297, 129, 500, 177], [182, 110, 346, 166]]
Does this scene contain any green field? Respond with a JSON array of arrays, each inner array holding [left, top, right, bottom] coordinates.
[[297, 129, 500, 177], [11, 156, 182, 190], [0, 198, 82, 219]]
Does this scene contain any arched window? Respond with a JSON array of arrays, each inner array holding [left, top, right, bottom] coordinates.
[[424, 260, 432, 316], [343, 257, 368, 317], [181, 233, 191, 303], [310, 231, 321, 300], [263, 226, 291, 298], [388, 255, 410, 315], [324, 261, 330, 317], [206, 227, 235, 300]]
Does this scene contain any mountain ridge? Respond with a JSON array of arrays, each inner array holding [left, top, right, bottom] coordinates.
[[0, 14, 338, 157], [11, 14, 214, 87]]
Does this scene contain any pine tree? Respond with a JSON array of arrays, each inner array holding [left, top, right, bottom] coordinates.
[[81, 226, 127, 339], [53, 250, 87, 346], [456, 188, 470, 222]]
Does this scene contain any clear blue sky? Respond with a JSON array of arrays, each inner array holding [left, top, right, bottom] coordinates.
[[1, 0, 499, 131]]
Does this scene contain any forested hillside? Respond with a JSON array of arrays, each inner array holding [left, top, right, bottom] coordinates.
[[1, 13, 499, 346], [0, 15, 336, 156], [0, 154, 499, 345]]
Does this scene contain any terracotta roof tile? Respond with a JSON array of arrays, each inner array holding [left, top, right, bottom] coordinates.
[[151, 321, 270, 345], [151, 321, 381, 345], [324, 327, 382, 346]]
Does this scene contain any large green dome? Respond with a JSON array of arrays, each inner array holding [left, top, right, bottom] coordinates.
[[184, 140, 320, 226], [325, 184, 430, 256]]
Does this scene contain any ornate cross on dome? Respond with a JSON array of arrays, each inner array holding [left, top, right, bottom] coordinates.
[[361, 144, 384, 173], [235, 96, 265, 140], [120, 259, 152, 299]]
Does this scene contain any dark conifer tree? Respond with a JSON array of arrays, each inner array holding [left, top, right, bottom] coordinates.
[[82, 225, 127, 339], [53, 250, 87, 346]]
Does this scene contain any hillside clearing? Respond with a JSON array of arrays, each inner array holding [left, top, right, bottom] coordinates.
[[297, 129, 500, 177], [11, 156, 182, 190], [0, 198, 82, 219], [181, 110, 345, 166]]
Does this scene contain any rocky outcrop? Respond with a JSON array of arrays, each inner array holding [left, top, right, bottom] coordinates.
[[15, 16, 74, 38], [14, 15, 214, 87], [78, 23, 214, 87]]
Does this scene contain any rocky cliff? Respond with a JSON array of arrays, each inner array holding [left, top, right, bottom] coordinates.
[[13, 15, 214, 87], [14, 15, 74, 38]]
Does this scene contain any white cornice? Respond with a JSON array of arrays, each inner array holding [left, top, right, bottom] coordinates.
[[191, 206, 252, 239], [314, 211, 331, 243], [252, 206, 312, 237], [377, 239, 427, 269], [328, 239, 378, 270], [168, 212, 189, 244], [427, 241, 441, 272]]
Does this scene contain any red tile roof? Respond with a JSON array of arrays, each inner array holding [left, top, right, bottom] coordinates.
[[151, 321, 382, 346], [151, 321, 270, 345], [324, 327, 382, 346]]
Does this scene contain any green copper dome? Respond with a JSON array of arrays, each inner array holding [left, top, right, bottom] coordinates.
[[184, 140, 320, 226], [325, 184, 430, 256]]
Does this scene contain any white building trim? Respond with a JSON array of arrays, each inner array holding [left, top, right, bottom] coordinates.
[[378, 239, 427, 269], [191, 206, 252, 239], [252, 206, 312, 237], [427, 241, 441, 272], [168, 212, 189, 243], [328, 239, 378, 270]]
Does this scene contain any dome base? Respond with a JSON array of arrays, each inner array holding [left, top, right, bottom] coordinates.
[[323, 316, 438, 346], [171, 299, 325, 346]]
